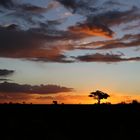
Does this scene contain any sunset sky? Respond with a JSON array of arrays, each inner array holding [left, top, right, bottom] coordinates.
[[0, 0, 140, 104]]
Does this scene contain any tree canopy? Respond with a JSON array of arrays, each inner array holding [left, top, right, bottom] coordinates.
[[89, 90, 110, 104]]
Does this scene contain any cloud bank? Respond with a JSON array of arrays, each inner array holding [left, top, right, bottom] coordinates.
[[0, 0, 140, 63], [0, 82, 73, 94]]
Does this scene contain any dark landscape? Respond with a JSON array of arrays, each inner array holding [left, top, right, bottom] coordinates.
[[1, 104, 140, 140]]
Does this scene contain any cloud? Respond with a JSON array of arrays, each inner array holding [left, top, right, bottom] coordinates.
[[103, 1, 125, 6], [32, 54, 74, 63], [0, 0, 140, 64], [90, 6, 140, 27], [69, 22, 114, 38], [0, 0, 14, 8], [0, 25, 65, 61], [0, 69, 14, 83], [0, 69, 14, 77], [0, 24, 87, 62], [0, 82, 73, 94], [57, 0, 98, 14], [123, 23, 140, 31], [0, 23, 140, 63], [58, 0, 140, 39], [0, 0, 50, 14], [77, 33, 140, 50], [57, 0, 76, 10], [74, 53, 140, 63], [1, 1, 60, 27], [14, 1, 60, 16], [96, 34, 140, 50], [72, 7, 140, 39], [20, 4, 49, 14], [0, 79, 12, 82], [58, 0, 140, 26]]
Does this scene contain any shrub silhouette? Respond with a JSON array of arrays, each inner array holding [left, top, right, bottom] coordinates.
[[89, 90, 110, 104], [132, 100, 139, 104], [53, 100, 58, 105]]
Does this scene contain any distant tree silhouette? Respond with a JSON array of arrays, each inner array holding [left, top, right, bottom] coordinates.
[[9, 102, 13, 104], [89, 90, 110, 104], [53, 100, 58, 105], [119, 101, 126, 105], [22, 101, 25, 104], [132, 100, 139, 104]]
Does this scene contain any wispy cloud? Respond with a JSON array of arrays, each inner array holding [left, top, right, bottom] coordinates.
[[74, 53, 140, 63], [0, 69, 14, 76], [77, 34, 140, 50], [1, 1, 60, 27], [0, 79, 12, 82]]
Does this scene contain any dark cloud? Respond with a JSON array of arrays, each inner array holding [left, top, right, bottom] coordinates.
[[0, 79, 12, 82], [0, 23, 140, 63], [0, 0, 140, 64], [0, 25, 43, 58], [74, 53, 140, 63], [89, 6, 140, 27], [0, 24, 86, 62], [0, 69, 14, 77], [32, 54, 74, 63], [20, 4, 49, 14], [0, 82, 73, 94], [5, 24, 19, 30], [6, 2, 60, 25], [0, 25, 61, 59], [0, 69, 14, 83], [0, 0, 14, 8], [74, 7, 140, 40], [103, 1, 124, 6], [57, 0, 76, 10], [57, 0, 98, 14], [58, 0, 116, 38], [6, 10, 44, 25], [1, 1, 60, 26], [58, 0, 140, 26], [58, 0, 140, 40]]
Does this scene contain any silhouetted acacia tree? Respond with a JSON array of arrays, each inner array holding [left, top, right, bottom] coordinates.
[[89, 90, 110, 104]]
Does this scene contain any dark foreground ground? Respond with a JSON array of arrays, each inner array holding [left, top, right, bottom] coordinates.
[[1, 104, 140, 140]]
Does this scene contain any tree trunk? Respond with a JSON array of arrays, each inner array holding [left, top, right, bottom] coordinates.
[[97, 98, 100, 104]]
